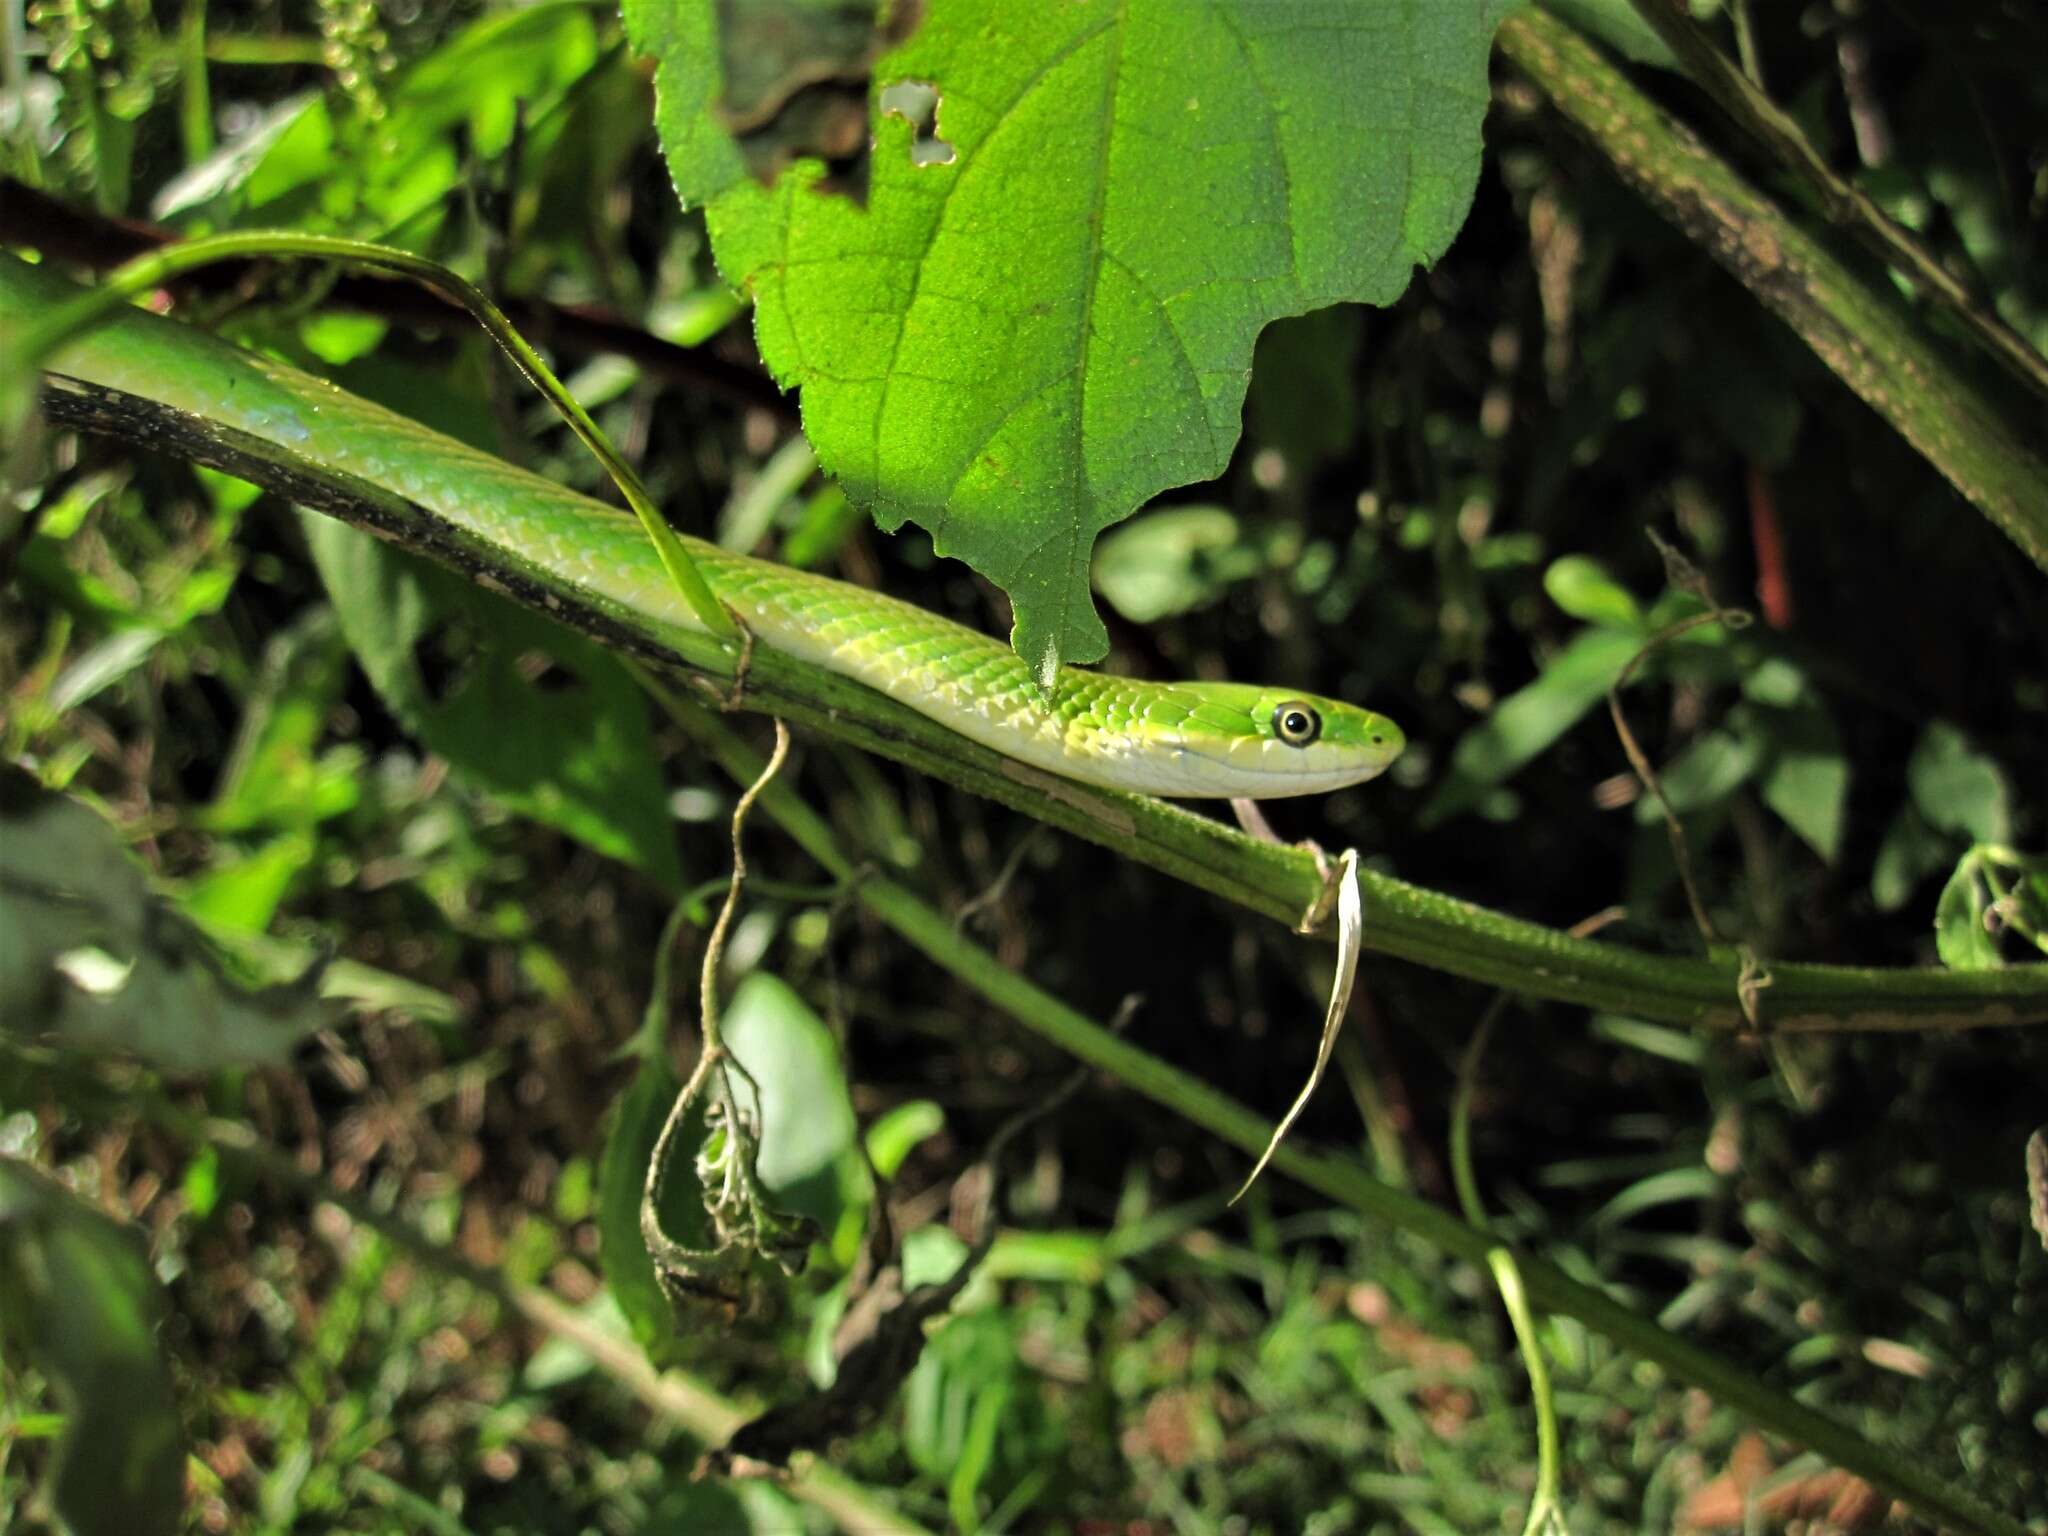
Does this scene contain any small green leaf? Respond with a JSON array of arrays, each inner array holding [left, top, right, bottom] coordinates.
[[903, 1307, 1031, 1491], [42, 630, 164, 717], [1749, 685, 1849, 864], [230, 6, 599, 229], [199, 608, 359, 838], [1543, 554, 1643, 631], [180, 1146, 222, 1222], [1761, 748, 1848, 864], [1741, 657, 1810, 709], [1091, 505, 1253, 624], [194, 465, 264, 520], [865, 1099, 946, 1182], [781, 484, 867, 570], [1591, 1165, 1721, 1228], [634, 0, 1507, 681], [1906, 720, 2012, 845], [195, 923, 460, 1026], [1934, 851, 2002, 970], [1871, 804, 1954, 913], [180, 833, 316, 934], [303, 516, 683, 892], [725, 973, 867, 1237], [298, 313, 389, 367], [0, 1159, 187, 1536], [1422, 627, 1642, 826]]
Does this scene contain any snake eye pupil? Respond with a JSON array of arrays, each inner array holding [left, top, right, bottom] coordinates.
[[1272, 701, 1321, 747]]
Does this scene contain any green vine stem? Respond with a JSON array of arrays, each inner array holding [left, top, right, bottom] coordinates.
[[1620, 0, 2048, 405], [1499, 8, 2048, 578], [7, 248, 2045, 1034], [645, 681, 2028, 1536], [1490, 1250, 1564, 1536]]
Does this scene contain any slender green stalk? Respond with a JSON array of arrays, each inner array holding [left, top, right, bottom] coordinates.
[[1499, 9, 2048, 577], [1448, 997, 1509, 1230], [177, 0, 214, 166], [7, 231, 739, 642], [1453, 1002, 1564, 1535], [1490, 1250, 1564, 1536], [650, 686, 2029, 1536]]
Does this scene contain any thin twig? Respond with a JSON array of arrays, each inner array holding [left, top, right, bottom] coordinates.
[[952, 826, 1041, 933], [1606, 609, 1739, 949], [1606, 532, 1753, 950], [701, 718, 792, 1056]]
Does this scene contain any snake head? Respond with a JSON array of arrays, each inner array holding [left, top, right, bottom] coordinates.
[[1115, 682, 1406, 799], [1233, 686, 1406, 797]]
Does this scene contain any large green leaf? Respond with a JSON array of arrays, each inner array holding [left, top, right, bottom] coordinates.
[[0, 769, 334, 1070], [724, 972, 867, 1238], [630, 0, 1505, 684], [0, 1159, 186, 1536], [301, 516, 683, 893]]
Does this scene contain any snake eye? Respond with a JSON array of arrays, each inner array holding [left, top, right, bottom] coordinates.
[[1272, 700, 1321, 747]]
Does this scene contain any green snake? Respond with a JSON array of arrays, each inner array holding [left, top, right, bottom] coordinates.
[[5, 256, 1402, 799]]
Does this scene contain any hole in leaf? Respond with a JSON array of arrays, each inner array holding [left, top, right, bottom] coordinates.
[[879, 80, 955, 167], [515, 649, 584, 695], [711, 1, 924, 200]]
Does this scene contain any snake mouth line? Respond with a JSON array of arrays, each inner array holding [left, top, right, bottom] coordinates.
[[1170, 740, 1399, 793]]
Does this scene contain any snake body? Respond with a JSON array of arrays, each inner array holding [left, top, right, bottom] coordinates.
[[10, 258, 1403, 798]]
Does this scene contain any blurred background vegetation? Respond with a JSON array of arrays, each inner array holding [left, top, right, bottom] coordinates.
[[2, 1, 2046, 1532]]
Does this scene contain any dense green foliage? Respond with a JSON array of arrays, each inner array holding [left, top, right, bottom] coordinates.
[[3, 2, 2047, 1533]]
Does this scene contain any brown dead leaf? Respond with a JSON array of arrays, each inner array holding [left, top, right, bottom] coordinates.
[[1678, 1434, 1900, 1532]]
